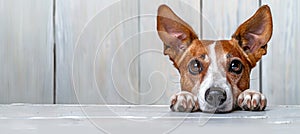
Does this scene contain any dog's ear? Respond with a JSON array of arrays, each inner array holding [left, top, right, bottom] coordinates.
[[232, 5, 273, 67], [157, 5, 198, 64]]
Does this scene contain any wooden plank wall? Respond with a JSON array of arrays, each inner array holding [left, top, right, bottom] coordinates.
[[0, 0, 299, 105], [0, 0, 54, 103], [55, 0, 139, 104], [262, 0, 300, 105]]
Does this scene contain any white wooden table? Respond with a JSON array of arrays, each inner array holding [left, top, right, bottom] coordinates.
[[0, 104, 299, 134]]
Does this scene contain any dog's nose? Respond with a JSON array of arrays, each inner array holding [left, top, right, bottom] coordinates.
[[205, 87, 227, 107]]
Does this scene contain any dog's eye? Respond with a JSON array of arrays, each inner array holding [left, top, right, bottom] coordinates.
[[188, 59, 203, 75], [229, 60, 243, 74]]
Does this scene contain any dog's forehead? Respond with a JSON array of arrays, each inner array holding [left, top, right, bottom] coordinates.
[[190, 40, 226, 56], [189, 39, 245, 60], [200, 40, 243, 56], [215, 40, 238, 54], [215, 40, 247, 59]]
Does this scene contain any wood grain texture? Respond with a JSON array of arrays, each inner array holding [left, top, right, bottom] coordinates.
[[0, 0, 54, 103], [56, 0, 139, 104], [139, 0, 201, 104], [202, 0, 261, 91], [0, 105, 299, 133], [262, 0, 300, 105], [0, 104, 299, 133], [1, 0, 298, 105]]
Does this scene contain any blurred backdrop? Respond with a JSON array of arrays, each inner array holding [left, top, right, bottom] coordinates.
[[0, 0, 299, 105]]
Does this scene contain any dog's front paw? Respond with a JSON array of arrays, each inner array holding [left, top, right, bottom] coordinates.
[[238, 89, 267, 111], [170, 91, 199, 112]]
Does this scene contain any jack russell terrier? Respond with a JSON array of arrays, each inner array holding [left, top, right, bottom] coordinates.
[[157, 5, 272, 113]]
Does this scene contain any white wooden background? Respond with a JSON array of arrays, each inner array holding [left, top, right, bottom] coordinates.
[[0, 0, 299, 105], [0, 0, 54, 103]]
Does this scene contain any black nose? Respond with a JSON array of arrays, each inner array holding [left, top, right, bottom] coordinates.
[[205, 87, 227, 107]]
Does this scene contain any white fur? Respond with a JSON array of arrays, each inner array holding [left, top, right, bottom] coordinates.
[[171, 91, 198, 112], [238, 89, 267, 110], [198, 42, 233, 112]]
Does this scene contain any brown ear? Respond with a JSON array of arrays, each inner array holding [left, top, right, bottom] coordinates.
[[157, 5, 198, 64], [232, 5, 273, 67]]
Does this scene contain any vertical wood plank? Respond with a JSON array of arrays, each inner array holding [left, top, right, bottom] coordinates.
[[202, 0, 260, 90], [139, 0, 201, 104], [56, 0, 139, 104], [56, 0, 113, 103], [0, 0, 54, 103], [262, 0, 300, 105]]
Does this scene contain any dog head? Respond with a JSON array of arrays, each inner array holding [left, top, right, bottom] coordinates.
[[157, 5, 272, 112]]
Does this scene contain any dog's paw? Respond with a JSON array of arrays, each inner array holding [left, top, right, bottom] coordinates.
[[238, 89, 267, 111], [170, 91, 199, 112]]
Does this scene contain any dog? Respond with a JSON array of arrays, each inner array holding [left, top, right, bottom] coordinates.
[[156, 5, 272, 113]]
